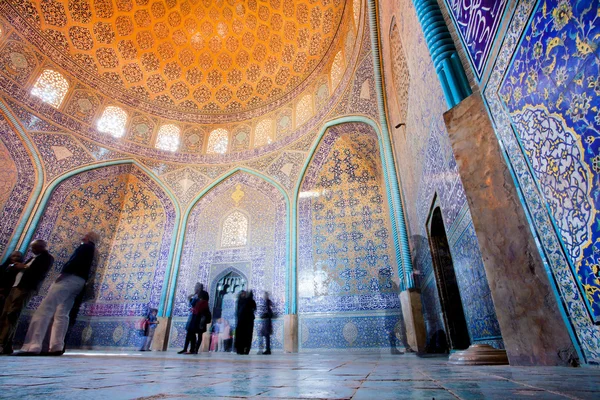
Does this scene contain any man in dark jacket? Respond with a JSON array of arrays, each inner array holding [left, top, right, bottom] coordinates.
[[0, 241, 53, 354], [18, 232, 97, 356]]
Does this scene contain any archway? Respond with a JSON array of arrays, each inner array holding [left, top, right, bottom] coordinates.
[[14, 163, 178, 350], [296, 122, 405, 351], [169, 171, 288, 351], [427, 207, 470, 351]]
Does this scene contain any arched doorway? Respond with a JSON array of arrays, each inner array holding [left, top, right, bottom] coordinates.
[[212, 270, 247, 330], [427, 207, 470, 351]]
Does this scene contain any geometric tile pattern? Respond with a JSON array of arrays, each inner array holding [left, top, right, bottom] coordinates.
[[27, 164, 176, 318], [162, 167, 208, 208], [30, 132, 94, 179], [298, 123, 401, 318], [0, 111, 36, 259]]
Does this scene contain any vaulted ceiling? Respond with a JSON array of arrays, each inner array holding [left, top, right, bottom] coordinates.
[[6, 0, 348, 118]]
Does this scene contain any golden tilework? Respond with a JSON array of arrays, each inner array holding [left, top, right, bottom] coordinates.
[[7, 0, 348, 114]]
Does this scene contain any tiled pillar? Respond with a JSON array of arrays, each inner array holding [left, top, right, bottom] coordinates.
[[150, 317, 171, 351], [444, 91, 577, 366], [284, 314, 298, 353], [400, 289, 427, 352]]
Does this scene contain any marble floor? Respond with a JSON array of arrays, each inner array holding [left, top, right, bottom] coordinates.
[[0, 351, 599, 399]]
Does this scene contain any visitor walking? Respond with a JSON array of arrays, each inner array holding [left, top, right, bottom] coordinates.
[[18, 232, 97, 356], [0, 251, 24, 313], [0, 241, 53, 355], [259, 291, 273, 355], [140, 308, 159, 351], [192, 296, 211, 353], [235, 290, 256, 355], [178, 282, 201, 354]]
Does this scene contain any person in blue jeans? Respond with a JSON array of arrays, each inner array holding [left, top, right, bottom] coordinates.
[[141, 308, 159, 351]]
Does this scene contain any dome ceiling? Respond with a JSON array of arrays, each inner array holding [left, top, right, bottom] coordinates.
[[5, 0, 347, 121]]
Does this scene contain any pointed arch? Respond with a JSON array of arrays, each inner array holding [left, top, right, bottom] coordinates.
[[0, 99, 44, 262], [291, 116, 411, 314], [165, 167, 291, 316], [18, 159, 180, 317]]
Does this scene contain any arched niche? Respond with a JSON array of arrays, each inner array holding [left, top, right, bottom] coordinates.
[[296, 122, 405, 351], [16, 163, 177, 350], [0, 110, 39, 260], [170, 171, 288, 350]]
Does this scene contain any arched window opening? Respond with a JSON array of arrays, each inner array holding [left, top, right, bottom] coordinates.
[[295, 95, 313, 128], [254, 119, 274, 148], [155, 124, 181, 152], [221, 210, 248, 247], [330, 51, 344, 90], [97, 106, 128, 138], [206, 128, 229, 154], [31, 69, 69, 108]]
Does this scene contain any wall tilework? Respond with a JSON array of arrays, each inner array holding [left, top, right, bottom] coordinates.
[[299, 313, 406, 350], [173, 172, 287, 324], [297, 122, 404, 349], [0, 112, 36, 259], [382, 0, 503, 350], [484, 0, 600, 363], [27, 164, 176, 320], [443, 0, 509, 79], [30, 131, 95, 179]]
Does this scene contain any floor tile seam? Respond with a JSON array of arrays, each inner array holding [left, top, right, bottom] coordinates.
[[472, 370, 584, 398]]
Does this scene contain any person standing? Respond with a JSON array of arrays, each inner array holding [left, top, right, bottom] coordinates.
[[259, 291, 273, 355], [140, 308, 159, 352], [0, 251, 24, 312], [18, 232, 98, 356], [236, 290, 256, 355], [0, 241, 53, 355], [178, 282, 201, 354]]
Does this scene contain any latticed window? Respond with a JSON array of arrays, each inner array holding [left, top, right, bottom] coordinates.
[[221, 210, 248, 247], [330, 51, 344, 90], [155, 124, 180, 152], [295, 95, 313, 127], [30, 69, 69, 108], [97, 106, 128, 138], [207, 128, 229, 154], [254, 119, 274, 148], [353, 0, 361, 28]]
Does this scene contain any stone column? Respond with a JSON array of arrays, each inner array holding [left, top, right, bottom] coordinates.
[[151, 317, 171, 351], [284, 314, 298, 353], [400, 289, 427, 352], [443, 91, 577, 366]]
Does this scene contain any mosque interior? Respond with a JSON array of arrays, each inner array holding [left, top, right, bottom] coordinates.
[[0, 0, 600, 396]]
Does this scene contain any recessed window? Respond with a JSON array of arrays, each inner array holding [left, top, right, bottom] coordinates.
[[97, 106, 128, 138], [330, 51, 344, 90], [221, 210, 248, 247], [155, 124, 181, 152], [295, 95, 313, 128], [207, 128, 229, 154], [254, 119, 274, 148], [31, 69, 69, 108]]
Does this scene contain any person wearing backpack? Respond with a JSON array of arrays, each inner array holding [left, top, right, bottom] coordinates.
[[140, 308, 159, 351]]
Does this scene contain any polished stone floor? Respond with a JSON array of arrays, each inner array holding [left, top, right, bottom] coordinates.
[[0, 351, 599, 399]]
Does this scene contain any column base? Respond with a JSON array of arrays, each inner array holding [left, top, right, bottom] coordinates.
[[151, 317, 171, 351], [400, 289, 426, 353], [448, 344, 509, 366], [284, 314, 298, 353]]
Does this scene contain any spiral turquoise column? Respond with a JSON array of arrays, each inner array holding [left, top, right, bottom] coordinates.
[[366, 0, 415, 290], [413, 0, 471, 108]]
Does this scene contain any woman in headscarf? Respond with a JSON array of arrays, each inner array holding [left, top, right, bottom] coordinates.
[[236, 290, 256, 355]]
